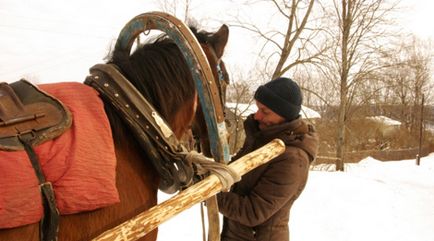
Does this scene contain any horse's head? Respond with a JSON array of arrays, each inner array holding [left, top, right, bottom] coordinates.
[[103, 23, 229, 192], [108, 37, 198, 139], [192, 25, 230, 109], [190, 25, 230, 157], [106, 24, 229, 145]]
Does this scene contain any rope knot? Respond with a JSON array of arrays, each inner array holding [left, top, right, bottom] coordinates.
[[185, 151, 240, 191]]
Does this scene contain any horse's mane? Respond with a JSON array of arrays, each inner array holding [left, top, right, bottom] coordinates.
[[110, 38, 195, 123], [105, 35, 198, 142]]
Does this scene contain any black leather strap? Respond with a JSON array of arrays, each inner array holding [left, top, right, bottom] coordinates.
[[18, 135, 59, 241]]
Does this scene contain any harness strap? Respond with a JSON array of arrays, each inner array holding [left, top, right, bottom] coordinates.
[[18, 135, 59, 241], [85, 64, 194, 194]]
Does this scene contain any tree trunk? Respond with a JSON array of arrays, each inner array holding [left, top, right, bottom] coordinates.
[[335, 0, 351, 171]]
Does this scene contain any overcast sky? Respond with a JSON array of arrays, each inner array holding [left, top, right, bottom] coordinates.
[[0, 0, 432, 84]]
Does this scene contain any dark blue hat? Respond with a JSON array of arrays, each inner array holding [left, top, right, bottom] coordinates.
[[254, 77, 302, 121]]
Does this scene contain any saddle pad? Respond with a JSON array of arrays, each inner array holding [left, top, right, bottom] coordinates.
[[0, 82, 119, 228]]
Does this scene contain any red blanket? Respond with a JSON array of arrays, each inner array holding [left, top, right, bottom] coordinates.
[[0, 82, 119, 228]]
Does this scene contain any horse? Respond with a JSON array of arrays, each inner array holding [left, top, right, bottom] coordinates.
[[191, 27, 230, 158], [0, 21, 229, 241]]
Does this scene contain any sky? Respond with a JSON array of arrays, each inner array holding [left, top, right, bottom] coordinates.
[[157, 153, 434, 241], [0, 0, 252, 84], [1, 0, 433, 85], [397, 0, 434, 39]]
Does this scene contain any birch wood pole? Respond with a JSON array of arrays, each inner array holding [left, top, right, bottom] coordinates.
[[93, 138, 285, 241]]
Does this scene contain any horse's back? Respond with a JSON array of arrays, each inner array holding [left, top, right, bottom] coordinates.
[[0, 82, 159, 241], [0, 119, 159, 241], [0, 82, 118, 226]]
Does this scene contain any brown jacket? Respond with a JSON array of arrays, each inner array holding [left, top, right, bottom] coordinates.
[[218, 115, 319, 241]]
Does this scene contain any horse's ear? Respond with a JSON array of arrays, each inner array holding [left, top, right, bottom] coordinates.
[[211, 24, 229, 59]]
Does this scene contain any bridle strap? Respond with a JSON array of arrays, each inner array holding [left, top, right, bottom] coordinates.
[[18, 135, 59, 241], [200, 44, 228, 124]]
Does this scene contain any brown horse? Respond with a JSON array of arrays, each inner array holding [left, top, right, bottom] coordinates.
[[191, 26, 230, 158], [0, 24, 229, 241]]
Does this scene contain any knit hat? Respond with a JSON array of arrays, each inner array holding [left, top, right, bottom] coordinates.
[[254, 77, 302, 121]]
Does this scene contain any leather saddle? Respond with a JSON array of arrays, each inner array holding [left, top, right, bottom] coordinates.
[[0, 79, 72, 151], [0, 79, 73, 241]]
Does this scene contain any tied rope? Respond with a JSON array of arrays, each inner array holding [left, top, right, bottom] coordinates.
[[185, 151, 240, 241], [185, 151, 240, 191]]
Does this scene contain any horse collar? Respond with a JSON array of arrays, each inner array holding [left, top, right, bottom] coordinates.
[[84, 64, 194, 194]]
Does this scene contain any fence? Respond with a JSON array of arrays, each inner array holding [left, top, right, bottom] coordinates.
[[315, 144, 434, 165]]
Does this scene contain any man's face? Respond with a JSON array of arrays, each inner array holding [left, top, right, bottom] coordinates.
[[254, 101, 286, 130]]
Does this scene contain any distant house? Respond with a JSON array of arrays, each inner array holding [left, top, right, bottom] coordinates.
[[224, 102, 321, 154], [366, 115, 401, 138]]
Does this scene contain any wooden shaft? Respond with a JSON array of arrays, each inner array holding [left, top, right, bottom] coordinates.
[[92, 138, 285, 241], [205, 196, 221, 241]]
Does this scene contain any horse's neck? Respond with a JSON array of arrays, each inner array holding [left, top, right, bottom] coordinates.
[[105, 102, 159, 197]]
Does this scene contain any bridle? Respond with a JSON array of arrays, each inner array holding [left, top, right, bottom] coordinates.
[[200, 43, 229, 122]]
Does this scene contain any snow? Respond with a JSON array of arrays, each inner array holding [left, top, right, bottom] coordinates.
[[426, 123, 434, 134], [158, 153, 434, 241], [367, 115, 402, 126]]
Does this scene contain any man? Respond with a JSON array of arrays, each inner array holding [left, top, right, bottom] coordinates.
[[218, 77, 319, 241]]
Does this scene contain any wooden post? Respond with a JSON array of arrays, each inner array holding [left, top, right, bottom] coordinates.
[[92, 139, 285, 241], [416, 94, 425, 166]]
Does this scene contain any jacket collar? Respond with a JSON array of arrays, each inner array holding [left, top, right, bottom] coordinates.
[[244, 114, 319, 162]]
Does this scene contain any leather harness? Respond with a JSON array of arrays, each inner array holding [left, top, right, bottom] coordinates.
[[0, 80, 71, 150], [84, 64, 194, 194], [0, 80, 72, 241]]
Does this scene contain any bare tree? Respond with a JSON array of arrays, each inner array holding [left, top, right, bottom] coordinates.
[[319, 0, 399, 171], [225, 69, 258, 153], [226, 82, 254, 153], [228, 0, 329, 82], [407, 38, 433, 131], [291, 64, 333, 109], [155, 0, 193, 22], [382, 36, 433, 129]]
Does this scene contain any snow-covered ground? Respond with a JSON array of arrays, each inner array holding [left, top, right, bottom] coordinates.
[[158, 153, 434, 241]]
